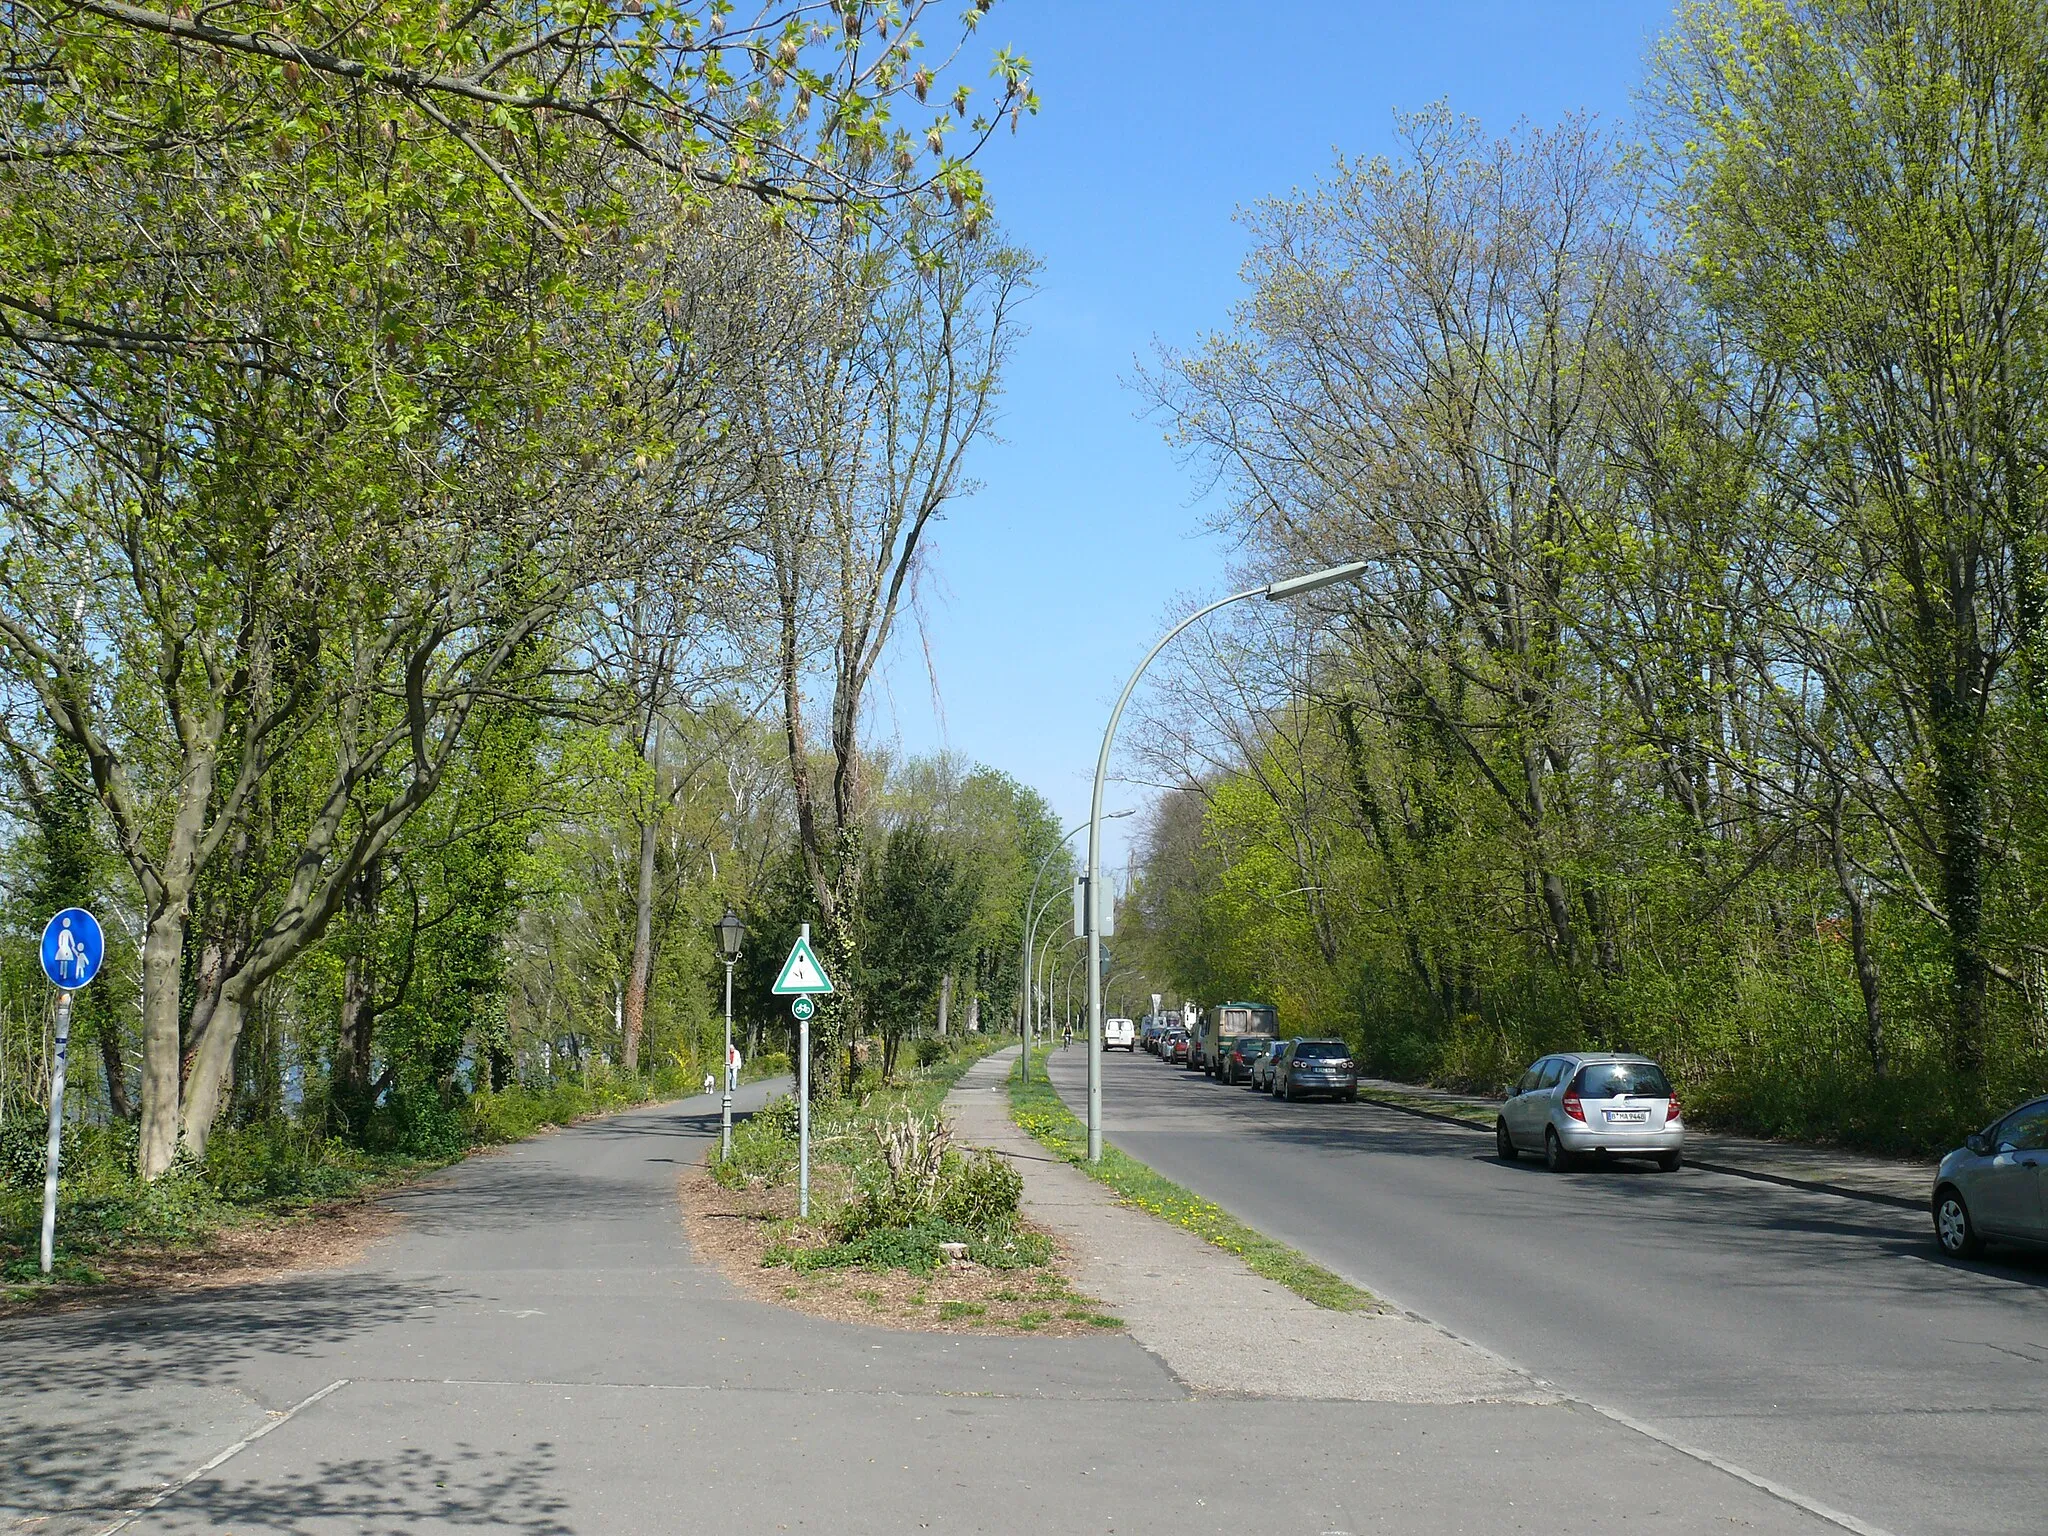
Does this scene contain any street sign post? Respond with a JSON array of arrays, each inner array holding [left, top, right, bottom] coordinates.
[[38, 908, 103, 1275], [772, 924, 834, 1218]]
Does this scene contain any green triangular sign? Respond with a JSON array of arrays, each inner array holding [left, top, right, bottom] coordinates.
[[772, 931, 833, 995]]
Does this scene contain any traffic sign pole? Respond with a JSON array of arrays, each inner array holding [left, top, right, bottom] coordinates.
[[771, 921, 833, 1222], [797, 1008, 811, 1220], [37, 907, 103, 1276], [39, 990, 72, 1275]]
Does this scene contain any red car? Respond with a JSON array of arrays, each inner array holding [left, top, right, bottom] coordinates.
[[1220, 1036, 1271, 1085], [1164, 1030, 1190, 1064]]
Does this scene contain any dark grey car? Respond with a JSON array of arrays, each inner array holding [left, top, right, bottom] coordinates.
[[1273, 1039, 1357, 1102], [1933, 1096, 2048, 1257]]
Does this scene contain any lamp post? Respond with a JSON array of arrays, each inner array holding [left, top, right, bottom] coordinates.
[[1015, 812, 1130, 1082], [1022, 886, 1065, 1070], [1083, 561, 1367, 1161], [1043, 932, 1082, 1048], [716, 906, 745, 1159]]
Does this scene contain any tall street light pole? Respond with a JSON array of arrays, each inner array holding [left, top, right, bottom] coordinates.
[[1015, 813, 1129, 1083], [716, 907, 745, 1159], [1022, 886, 1065, 1071], [1084, 561, 1367, 1161], [1044, 932, 1082, 1044]]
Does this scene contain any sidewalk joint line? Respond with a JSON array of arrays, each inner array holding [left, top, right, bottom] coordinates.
[[91, 1379, 349, 1536]]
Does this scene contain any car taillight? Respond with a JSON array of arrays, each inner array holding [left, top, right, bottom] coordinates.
[[1667, 1095, 1682, 1122], [1563, 1092, 1585, 1122]]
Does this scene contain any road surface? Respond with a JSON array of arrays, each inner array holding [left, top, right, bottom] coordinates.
[[5, 1072, 1857, 1535], [1047, 1044, 2048, 1536]]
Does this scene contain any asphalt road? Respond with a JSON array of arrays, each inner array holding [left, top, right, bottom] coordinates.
[[4, 1070, 1856, 1535], [1047, 1045, 2048, 1536]]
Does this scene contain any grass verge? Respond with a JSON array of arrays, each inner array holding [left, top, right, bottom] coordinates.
[[1353, 1088, 1495, 1128], [1008, 1052, 1379, 1313]]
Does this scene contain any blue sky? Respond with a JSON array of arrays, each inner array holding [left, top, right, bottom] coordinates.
[[869, 0, 1681, 868]]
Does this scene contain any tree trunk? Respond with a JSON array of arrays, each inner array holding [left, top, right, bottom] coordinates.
[[137, 906, 188, 1179], [178, 982, 250, 1161], [966, 994, 979, 1033], [95, 994, 132, 1121], [1828, 792, 1885, 1078], [937, 972, 951, 1036], [622, 816, 657, 1074], [336, 856, 383, 1105]]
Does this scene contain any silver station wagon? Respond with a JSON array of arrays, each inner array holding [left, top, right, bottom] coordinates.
[[1933, 1096, 2048, 1258], [1497, 1052, 1684, 1172]]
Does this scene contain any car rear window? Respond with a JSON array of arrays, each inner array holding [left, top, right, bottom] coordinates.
[[1295, 1041, 1351, 1060], [1572, 1062, 1672, 1098]]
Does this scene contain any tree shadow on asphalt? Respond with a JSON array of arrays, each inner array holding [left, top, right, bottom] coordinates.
[[168, 1441, 575, 1534]]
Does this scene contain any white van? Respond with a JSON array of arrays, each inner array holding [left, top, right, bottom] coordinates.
[[1103, 1017, 1137, 1051]]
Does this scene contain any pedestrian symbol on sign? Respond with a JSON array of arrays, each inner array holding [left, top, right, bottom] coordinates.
[[40, 908, 103, 991], [772, 929, 833, 995]]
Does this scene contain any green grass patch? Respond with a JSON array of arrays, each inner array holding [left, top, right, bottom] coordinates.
[[1009, 1053, 1379, 1314]]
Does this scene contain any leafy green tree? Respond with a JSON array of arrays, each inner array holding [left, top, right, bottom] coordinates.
[[1657, 0, 2048, 1072], [858, 820, 977, 1076]]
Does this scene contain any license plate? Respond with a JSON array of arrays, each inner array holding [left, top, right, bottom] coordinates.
[[1605, 1109, 1648, 1124]]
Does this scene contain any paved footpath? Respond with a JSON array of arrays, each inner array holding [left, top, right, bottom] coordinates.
[[5, 1068, 1855, 1534]]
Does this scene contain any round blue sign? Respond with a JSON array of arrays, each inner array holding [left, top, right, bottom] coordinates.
[[40, 908, 103, 990]]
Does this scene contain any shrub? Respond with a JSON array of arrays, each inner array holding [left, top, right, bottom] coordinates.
[[751, 1093, 801, 1142], [939, 1147, 1021, 1229], [834, 1110, 954, 1236], [767, 1217, 1053, 1274], [202, 1123, 374, 1204], [712, 1097, 800, 1188], [0, 1113, 50, 1189]]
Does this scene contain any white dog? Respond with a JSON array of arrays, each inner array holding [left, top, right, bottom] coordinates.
[[702, 1073, 715, 1095]]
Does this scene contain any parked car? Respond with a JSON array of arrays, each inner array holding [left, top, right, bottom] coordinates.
[[1933, 1095, 2048, 1257], [1104, 1017, 1137, 1051], [1220, 1036, 1267, 1085], [1272, 1038, 1358, 1102], [1251, 1037, 1293, 1092], [1197, 1000, 1278, 1076], [1497, 1054, 1683, 1172], [1141, 1019, 1165, 1054], [1164, 1030, 1190, 1065]]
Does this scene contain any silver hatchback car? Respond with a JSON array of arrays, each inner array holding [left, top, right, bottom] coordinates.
[[1497, 1052, 1684, 1172], [1933, 1096, 2048, 1258]]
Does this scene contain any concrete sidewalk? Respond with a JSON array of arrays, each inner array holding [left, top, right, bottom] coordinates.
[[945, 1049, 1548, 1403], [1351, 1077, 1934, 1208]]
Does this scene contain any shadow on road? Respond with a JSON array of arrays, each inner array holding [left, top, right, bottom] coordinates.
[[175, 1440, 577, 1535]]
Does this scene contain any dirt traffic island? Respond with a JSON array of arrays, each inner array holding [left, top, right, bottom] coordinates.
[[677, 1065, 1123, 1338]]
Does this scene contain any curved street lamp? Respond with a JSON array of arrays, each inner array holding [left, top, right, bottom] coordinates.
[[1015, 811, 1131, 1083], [1024, 885, 1066, 1060], [1082, 560, 1367, 1161]]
